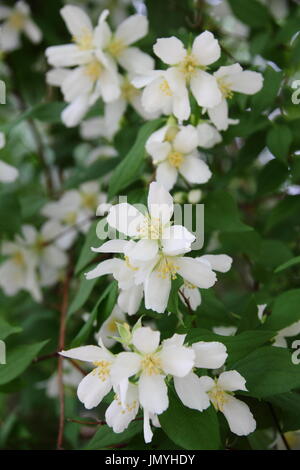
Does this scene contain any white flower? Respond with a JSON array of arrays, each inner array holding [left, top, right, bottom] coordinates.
[[187, 189, 202, 204], [197, 122, 222, 148], [146, 124, 211, 191], [213, 326, 237, 336], [106, 182, 195, 261], [198, 370, 256, 436], [45, 362, 83, 398], [273, 321, 300, 348], [0, 133, 19, 183], [207, 64, 263, 130], [0, 1, 41, 52], [179, 254, 232, 311], [95, 304, 126, 348], [111, 327, 195, 419], [152, 32, 222, 118], [105, 382, 140, 433], [174, 340, 228, 411], [96, 10, 153, 74], [60, 339, 115, 409], [46, 5, 120, 127]]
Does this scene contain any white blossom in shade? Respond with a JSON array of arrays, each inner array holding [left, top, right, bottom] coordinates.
[[44, 361, 83, 398], [105, 382, 140, 433], [187, 189, 202, 204], [110, 327, 195, 426], [0, 132, 19, 183], [198, 370, 256, 436], [0, 1, 42, 52], [152, 32, 222, 113], [45, 5, 120, 127], [213, 326, 237, 336], [273, 321, 300, 348], [146, 124, 211, 191], [257, 303, 267, 321], [95, 304, 126, 348], [179, 254, 232, 311], [174, 339, 227, 412], [106, 182, 195, 262], [59, 339, 115, 409], [207, 64, 263, 130], [95, 10, 153, 74], [197, 122, 222, 148]]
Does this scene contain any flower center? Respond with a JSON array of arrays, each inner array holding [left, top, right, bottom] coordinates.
[[85, 60, 103, 81], [159, 80, 173, 96], [13, 251, 25, 266], [74, 29, 94, 50], [63, 212, 77, 225], [124, 256, 138, 271], [107, 318, 118, 333], [8, 12, 26, 30], [93, 360, 112, 381], [81, 192, 98, 210], [168, 151, 184, 168], [137, 216, 162, 240], [141, 354, 161, 376], [121, 80, 138, 101], [107, 38, 125, 57], [209, 385, 230, 412], [156, 255, 179, 280], [179, 54, 198, 80], [217, 78, 233, 99]]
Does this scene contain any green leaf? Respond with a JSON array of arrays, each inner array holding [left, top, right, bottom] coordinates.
[[84, 420, 142, 449], [263, 289, 300, 331], [0, 340, 49, 386], [0, 192, 21, 236], [67, 275, 99, 317], [228, 0, 272, 28], [187, 329, 275, 368], [1, 102, 66, 133], [256, 159, 289, 197], [232, 346, 300, 398], [75, 220, 101, 275], [251, 68, 283, 116], [64, 158, 120, 189], [266, 125, 293, 161], [268, 392, 300, 432], [108, 118, 164, 198], [264, 195, 300, 233], [205, 191, 252, 232], [0, 318, 22, 341], [160, 388, 220, 450], [275, 256, 300, 273], [71, 282, 118, 348]]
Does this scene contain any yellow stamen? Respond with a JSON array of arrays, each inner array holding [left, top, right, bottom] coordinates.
[[121, 79, 139, 101], [159, 80, 173, 96], [81, 192, 98, 210], [85, 60, 102, 81], [137, 216, 162, 240], [107, 38, 125, 57], [209, 383, 230, 412], [114, 394, 138, 412], [156, 256, 179, 280], [8, 12, 26, 30], [168, 151, 184, 168], [63, 212, 77, 225], [107, 319, 118, 333], [141, 354, 161, 376], [179, 54, 199, 80], [217, 78, 233, 99], [73, 29, 93, 50], [125, 256, 138, 271], [92, 360, 111, 382], [13, 251, 25, 266]]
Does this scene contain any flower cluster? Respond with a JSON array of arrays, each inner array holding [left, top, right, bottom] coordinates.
[[60, 323, 256, 443]]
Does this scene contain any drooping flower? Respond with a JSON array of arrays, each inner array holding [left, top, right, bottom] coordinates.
[[146, 124, 211, 190], [46, 5, 120, 127], [96, 10, 153, 74], [198, 370, 256, 436], [207, 63, 263, 130], [0, 1, 41, 52], [60, 339, 115, 409]]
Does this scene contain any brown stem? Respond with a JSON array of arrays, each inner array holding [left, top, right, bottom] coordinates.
[[66, 358, 87, 376], [179, 289, 193, 316], [268, 403, 291, 451]]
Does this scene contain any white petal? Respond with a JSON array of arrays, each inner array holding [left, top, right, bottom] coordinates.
[[174, 372, 210, 411], [111, 352, 142, 386], [146, 141, 171, 163], [118, 285, 143, 316], [162, 225, 195, 256], [43, 245, 67, 269], [115, 14, 148, 46], [24, 19, 42, 43], [91, 239, 128, 254], [192, 31, 221, 66], [148, 181, 173, 225], [197, 122, 222, 148], [207, 99, 229, 131], [143, 409, 153, 443], [62, 67, 93, 103], [60, 345, 110, 363], [46, 68, 69, 87], [98, 68, 121, 103], [132, 327, 160, 354], [60, 5, 92, 37], [61, 95, 90, 127], [153, 37, 186, 65], [107, 203, 145, 237], [222, 395, 256, 436], [94, 10, 111, 49], [279, 320, 300, 338], [179, 155, 212, 184], [192, 341, 228, 369], [180, 286, 201, 310], [105, 383, 139, 433], [198, 375, 215, 392], [0, 161, 18, 183], [177, 257, 217, 288], [144, 270, 171, 314], [129, 239, 158, 262], [190, 70, 222, 108], [77, 371, 111, 409], [173, 125, 198, 154], [139, 374, 168, 414], [46, 44, 93, 67], [118, 47, 154, 74], [156, 162, 178, 191], [85, 258, 122, 280], [229, 71, 263, 95], [0, 24, 20, 52], [162, 334, 186, 348], [198, 254, 233, 273], [160, 345, 195, 377], [218, 370, 247, 392]]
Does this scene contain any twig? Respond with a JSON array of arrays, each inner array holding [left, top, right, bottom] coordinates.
[[179, 289, 193, 316], [57, 268, 72, 450], [66, 418, 105, 426], [33, 351, 58, 363], [66, 358, 87, 376], [268, 402, 291, 451]]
